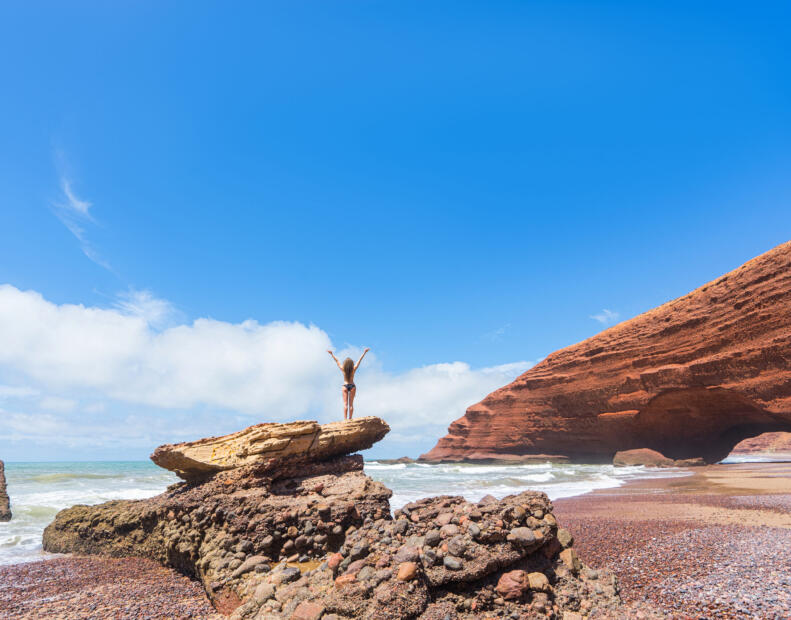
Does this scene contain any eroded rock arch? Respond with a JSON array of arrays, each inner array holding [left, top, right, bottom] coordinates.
[[633, 387, 791, 463]]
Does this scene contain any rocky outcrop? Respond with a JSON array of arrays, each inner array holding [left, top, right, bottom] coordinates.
[[422, 242, 791, 464], [613, 449, 704, 468], [0, 460, 10, 521], [732, 432, 791, 454], [375, 456, 416, 465], [152, 417, 390, 481], [43, 418, 620, 618]]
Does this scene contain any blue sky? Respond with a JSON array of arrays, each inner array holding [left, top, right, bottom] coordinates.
[[1, 1, 789, 461]]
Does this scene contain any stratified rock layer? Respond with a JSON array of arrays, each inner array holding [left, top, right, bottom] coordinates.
[[0, 460, 10, 522], [152, 417, 390, 480], [422, 242, 791, 464], [43, 419, 620, 618], [732, 431, 791, 454]]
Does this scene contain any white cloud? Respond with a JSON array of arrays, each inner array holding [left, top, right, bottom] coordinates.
[[52, 177, 112, 271], [0, 385, 39, 399], [590, 308, 620, 325], [354, 359, 532, 434], [0, 284, 332, 415], [38, 396, 78, 412], [0, 410, 158, 448], [0, 285, 530, 453]]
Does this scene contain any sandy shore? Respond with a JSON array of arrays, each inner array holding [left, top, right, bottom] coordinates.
[[554, 462, 791, 619], [0, 555, 221, 620]]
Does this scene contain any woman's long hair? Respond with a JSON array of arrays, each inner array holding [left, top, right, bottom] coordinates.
[[342, 358, 355, 383]]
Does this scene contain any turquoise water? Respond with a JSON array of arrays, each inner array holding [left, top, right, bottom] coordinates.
[[0, 460, 688, 566], [0, 462, 178, 565]]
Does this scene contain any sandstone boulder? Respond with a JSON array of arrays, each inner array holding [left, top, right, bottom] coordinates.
[[732, 431, 791, 454], [422, 242, 791, 464], [151, 416, 390, 480], [0, 460, 10, 522], [613, 448, 705, 468]]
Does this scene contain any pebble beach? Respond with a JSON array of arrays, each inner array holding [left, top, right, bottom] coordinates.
[[554, 462, 791, 619], [0, 556, 220, 620]]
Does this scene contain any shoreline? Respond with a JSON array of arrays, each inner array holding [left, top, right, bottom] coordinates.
[[553, 462, 791, 618]]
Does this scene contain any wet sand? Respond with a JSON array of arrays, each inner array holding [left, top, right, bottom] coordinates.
[[0, 555, 221, 620], [554, 462, 791, 619]]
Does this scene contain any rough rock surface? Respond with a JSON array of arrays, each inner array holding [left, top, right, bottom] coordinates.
[[422, 242, 791, 464], [732, 431, 791, 454], [613, 449, 704, 468], [43, 419, 620, 618], [152, 416, 390, 480], [0, 460, 10, 522]]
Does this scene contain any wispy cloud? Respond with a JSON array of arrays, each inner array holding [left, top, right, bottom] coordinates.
[[483, 323, 511, 342], [52, 177, 113, 272], [590, 308, 620, 325], [114, 288, 180, 329]]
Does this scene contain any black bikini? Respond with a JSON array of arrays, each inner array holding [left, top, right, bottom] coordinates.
[[344, 383, 355, 390]]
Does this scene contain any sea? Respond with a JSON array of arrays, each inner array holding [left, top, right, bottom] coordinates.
[[0, 458, 705, 566]]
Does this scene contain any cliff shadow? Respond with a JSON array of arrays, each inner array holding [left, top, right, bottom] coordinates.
[[633, 387, 791, 463]]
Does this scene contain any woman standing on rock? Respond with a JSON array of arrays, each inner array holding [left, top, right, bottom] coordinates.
[[327, 348, 369, 420]]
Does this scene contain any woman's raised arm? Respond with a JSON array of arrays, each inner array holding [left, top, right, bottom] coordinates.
[[354, 347, 370, 370], [327, 350, 343, 370]]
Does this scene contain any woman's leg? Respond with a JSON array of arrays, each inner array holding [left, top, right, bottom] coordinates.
[[348, 387, 356, 419], [342, 387, 349, 420]]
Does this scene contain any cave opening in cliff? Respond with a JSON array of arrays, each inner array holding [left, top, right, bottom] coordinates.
[[634, 387, 791, 463]]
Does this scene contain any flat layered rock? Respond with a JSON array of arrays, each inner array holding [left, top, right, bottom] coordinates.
[[151, 416, 390, 480], [422, 241, 791, 464]]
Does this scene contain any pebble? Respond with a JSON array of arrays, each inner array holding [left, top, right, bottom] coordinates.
[[397, 561, 419, 581], [349, 541, 369, 561], [393, 545, 420, 564], [443, 556, 462, 570], [507, 527, 536, 547], [446, 536, 467, 557], [424, 529, 441, 547]]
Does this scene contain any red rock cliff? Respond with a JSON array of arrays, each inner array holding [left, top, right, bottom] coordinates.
[[422, 242, 791, 464]]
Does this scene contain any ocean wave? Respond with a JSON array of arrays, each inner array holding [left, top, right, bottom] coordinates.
[[13, 505, 60, 519], [436, 463, 554, 475], [364, 463, 407, 470], [29, 473, 125, 483]]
